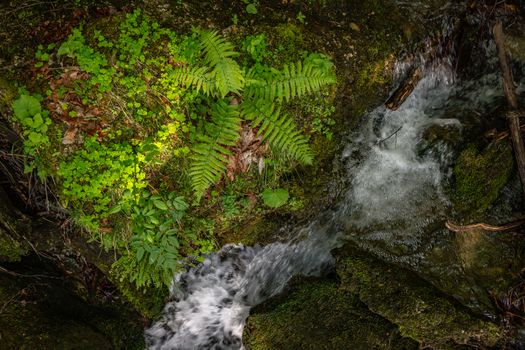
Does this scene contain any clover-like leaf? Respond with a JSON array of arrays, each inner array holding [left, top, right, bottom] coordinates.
[[261, 188, 289, 208]]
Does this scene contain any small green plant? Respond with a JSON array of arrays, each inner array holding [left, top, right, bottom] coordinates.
[[111, 190, 215, 288], [111, 191, 189, 287], [296, 11, 306, 24], [242, 33, 268, 64], [34, 44, 55, 68], [261, 188, 289, 208], [243, 0, 259, 14], [11, 92, 52, 176], [57, 137, 147, 230]]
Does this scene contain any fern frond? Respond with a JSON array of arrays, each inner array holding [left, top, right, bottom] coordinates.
[[170, 65, 215, 96], [242, 99, 313, 165], [211, 58, 244, 97], [245, 57, 336, 102], [196, 29, 244, 97], [197, 29, 238, 65], [189, 100, 241, 198]]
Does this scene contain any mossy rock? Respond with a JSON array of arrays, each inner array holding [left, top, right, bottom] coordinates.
[[336, 247, 503, 348], [243, 277, 418, 350], [0, 271, 144, 350], [453, 141, 513, 217], [0, 188, 29, 262]]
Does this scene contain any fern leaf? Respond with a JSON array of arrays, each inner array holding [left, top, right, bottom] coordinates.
[[212, 58, 244, 97], [189, 100, 241, 198], [197, 29, 238, 65], [196, 29, 244, 97], [245, 55, 336, 102], [242, 99, 313, 165], [170, 66, 215, 96]]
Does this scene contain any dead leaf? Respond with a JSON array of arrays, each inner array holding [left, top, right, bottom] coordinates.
[[62, 127, 78, 145]]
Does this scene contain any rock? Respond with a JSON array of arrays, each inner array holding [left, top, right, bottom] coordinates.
[[244, 277, 418, 350], [336, 246, 504, 348]]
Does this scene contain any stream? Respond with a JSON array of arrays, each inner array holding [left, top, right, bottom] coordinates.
[[146, 34, 525, 350]]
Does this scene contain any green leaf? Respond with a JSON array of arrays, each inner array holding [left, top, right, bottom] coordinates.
[[12, 94, 41, 120], [153, 200, 168, 210], [246, 3, 258, 14], [108, 204, 122, 215], [149, 249, 160, 264], [136, 247, 145, 262], [261, 188, 289, 208], [28, 131, 41, 144], [172, 196, 189, 211]]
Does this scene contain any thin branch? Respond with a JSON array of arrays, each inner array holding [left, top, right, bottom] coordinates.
[[376, 126, 402, 145], [0, 266, 61, 279], [445, 219, 525, 233]]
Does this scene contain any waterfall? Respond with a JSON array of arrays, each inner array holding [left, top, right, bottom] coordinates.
[[340, 60, 457, 263], [145, 217, 342, 350]]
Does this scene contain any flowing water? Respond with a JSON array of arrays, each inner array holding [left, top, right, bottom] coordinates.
[[145, 41, 522, 349]]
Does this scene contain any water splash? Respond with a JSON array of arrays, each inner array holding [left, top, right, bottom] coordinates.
[[340, 61, 457, 261], [146, 218, 341, 350]]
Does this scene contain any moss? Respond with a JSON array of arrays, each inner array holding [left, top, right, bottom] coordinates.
[[0, 76, 17, 113], [0, 234, 27, 262], [453, 141, 513, 216], [244, 277, 418, 350], [0, 272, 144, 350], [0, 188, 29, 262], [336, 248, 503, 348], [109, 267, 168, 319]]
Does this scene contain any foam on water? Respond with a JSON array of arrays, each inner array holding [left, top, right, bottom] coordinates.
[[340, 61, 457, 256], [146, 219, 341, 350]]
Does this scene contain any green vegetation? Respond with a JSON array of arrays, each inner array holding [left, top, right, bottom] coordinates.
[[11, 92, 52, 177], [7, 9, 336, 307], [261, 188, 289, 208], [453, 141, 513, 216]]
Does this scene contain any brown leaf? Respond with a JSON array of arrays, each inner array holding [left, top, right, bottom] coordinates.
[[62, 127, 78, 145]]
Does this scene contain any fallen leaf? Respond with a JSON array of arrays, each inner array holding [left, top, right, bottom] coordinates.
[[350, 22, 360, 32], [62, 127, 78, 144]]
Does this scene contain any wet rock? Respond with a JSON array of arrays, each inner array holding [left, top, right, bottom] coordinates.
[[244, 277, 418, 350], [453, 141, 514, 217], [336, 246, 504, 348]]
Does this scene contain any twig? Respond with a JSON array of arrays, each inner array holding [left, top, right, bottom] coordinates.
[[376, 126, 402, 145], [493, 20, 525, 196], [445, 219, 525, 232], [0, 266, 61, 279], [0, 290, 23, 314]]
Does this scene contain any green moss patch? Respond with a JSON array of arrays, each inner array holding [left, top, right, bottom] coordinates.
[[336, 248, 503, 347], [243, 277, 418, 350], [453, 141, 513, 216]]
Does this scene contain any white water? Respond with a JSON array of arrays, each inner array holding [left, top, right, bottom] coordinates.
[[340, 61, 457, 262], [145, 220, 341, 349], [144, 49, 518, 348]]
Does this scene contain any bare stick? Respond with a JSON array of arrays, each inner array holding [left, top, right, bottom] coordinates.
[[446, 219, 525, 233], [493, 21, 525, 196]]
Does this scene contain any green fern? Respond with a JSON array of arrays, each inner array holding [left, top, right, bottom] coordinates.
[[242, 99, 313, 165], [189, 100, 241, 197], [245, 57, 336, 102], [197, 29, 244, 97], [175, 30, 335, 198], [170, 65, 215, 96]]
